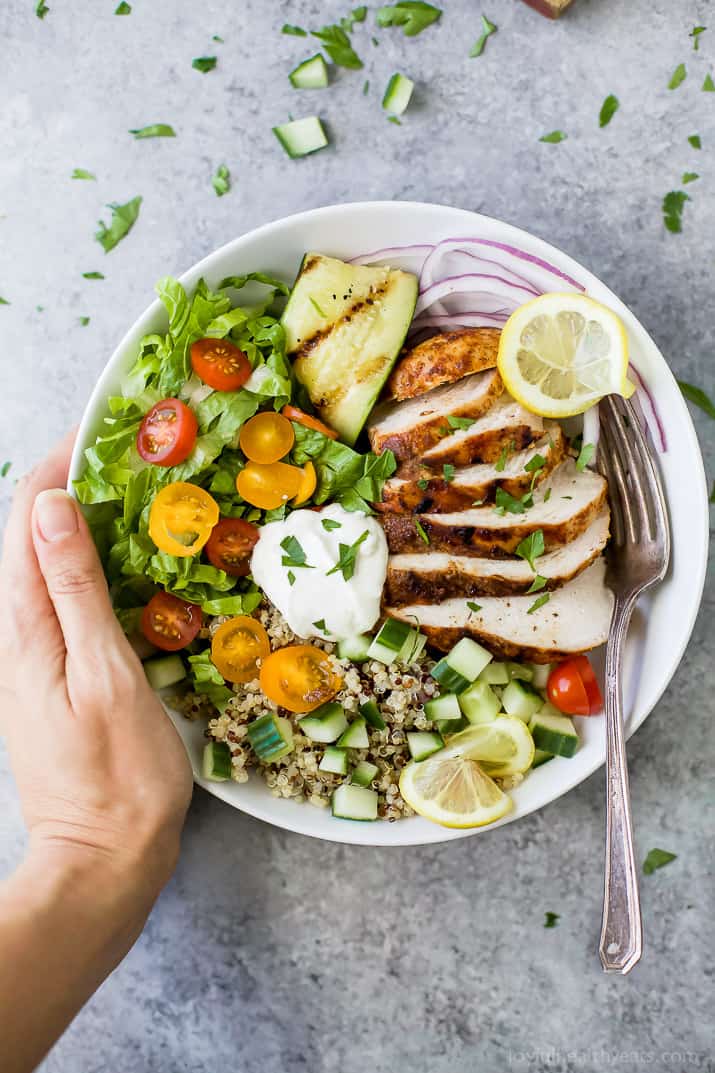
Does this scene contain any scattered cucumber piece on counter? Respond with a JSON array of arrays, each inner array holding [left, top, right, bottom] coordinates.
[[367, 618, 414, 663], [406, 731, 444, 761], [529, 707, 579, 758], [532, 748, 555, 768], [272, 117, 328, 158], [360, 699, 386, 730], [458, 680, 501, 725], [299, 702, 348, 743], [338, 634, 373, 662], [528, 663, 552, 691], [202, 741, 232, 781], [289, 54, 329, 89], [351, 760, 379, 787], [247, 713, 294, 762], [337, 716, 370, 749], [332, 783, 378, 821], [479, 661, 511, 686], [382, 72, 414, 115], [502, 680, 543, 722], [424, 692, 462, 722], [506, 662, 534, 682], [435, 716, 468, 736], [431, 638, 493, 694], [319, 746, 349, 775], [143, 654, 186, 690], [282, 253, 418, 444]]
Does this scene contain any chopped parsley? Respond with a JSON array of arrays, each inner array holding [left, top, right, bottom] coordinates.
[[467, 601, 482, 613], [540, 130, 566, 144], [575, 442, 595, 471], [643, 848, 677, 875], [192, 56, 217, 73], [282, 24, 307, 36], [494, 487, 527, 515], [287, 570, 296, 586], [442, 463, 455, 483], [71, 168, 96, 180], [527, 593, 550, 615], [682, 172, 699, 184], [688, 134, 702, 149], [387, 116, 402, 125], [599, 94, 619, 128], [417, 478, 429, 491], [0, 297, 10, 305], [212, 164, 231, 197], [363, 79, 370, 95], [79, 316, 90, 326], [311, 24, 363, 69], [677, 380, 715, 420], [312, 619, 330, 633], [690, 26, 706, 50], [703, 73, 715, 92], [515, 529, 545, 572], [82, 271, 105, 279], [36, 0, 49, 18], [115, 1, 131, 12], [663, 191, 689, 233], [341, 6, 367, 31], [447, 414, 475, 431], [526, 574, 547, 594], [95, 196, 142, 253], [130, 124, 176, 139], [414, 518, 430, 545], [376, 2, 442, 36], [280, 535, 314, 569], [495, 441, 515, 472], [524, 452, 546, 475], [213, 35, 224, 42], [327, 529, 370, 580], [544, 912, 559, 928], [469, 14, 497, 57], [1, 461, 12, 477], [321, 517, 342, 532], [309, 296, 327, 317], [668, 63, 687, 89], [709, 480, 715, 504]]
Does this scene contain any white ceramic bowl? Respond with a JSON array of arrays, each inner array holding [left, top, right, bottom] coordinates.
[[69, 202, 709, 846]]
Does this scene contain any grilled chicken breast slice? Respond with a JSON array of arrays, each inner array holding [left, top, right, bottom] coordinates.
[[388, 559, 614, 660], [379, 426, 564, 514], [382, 459, 608, 556], [385, 508, 610, 604], [420, 394, 544, 468], [368, 369, 503, 461], [386, 327, 501, 401]]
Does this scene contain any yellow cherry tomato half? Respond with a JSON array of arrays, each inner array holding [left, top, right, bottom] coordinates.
[[211, 616, 271, 684], [149, 481, 219, 557], [239, 412, 295, 465], [236, 460, 304, 511], [259, 645, 343, 713], [293, 461, 317, 506]]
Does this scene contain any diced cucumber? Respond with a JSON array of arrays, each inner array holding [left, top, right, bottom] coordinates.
[[143, 654, 186, 690], [431, 637, 493, 694], [406, 730, 444, 761], [202, 741, 232, 782], [435, 717, 468, 736], [506, 662, 534, 683], [351, 760, 379, 787], [367, 618, 414, 664], [397, 628, 427, 665], [382, 72, 414, 115], [247, 713, 294, 762], [299, 702, 348, 743], [332, 783, 378, 821], [458, 680, 501, 725], [529, 706, 579, 758], [360, 700, 386, 731], [528, 663, 552, 691], [479, 661, 511, 686], [502, 680, 543, 722], [319, 746, 349, 775], [338, 634, 373, 662], [532, 748, 554, 768], [337, 716, 369, 749], [424, 692, 462, 722], [272, 116, 328, 158], [289, 54, 329, 89]]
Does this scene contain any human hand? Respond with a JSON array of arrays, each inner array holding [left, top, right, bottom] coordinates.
[[0, 431, 193, 894]]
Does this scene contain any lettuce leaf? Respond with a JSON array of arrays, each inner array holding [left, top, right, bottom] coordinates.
[[187, 651, 235, 710], [290, 423, 396, 512]]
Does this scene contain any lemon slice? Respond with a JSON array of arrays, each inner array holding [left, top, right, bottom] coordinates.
[[399, 754, 512, 828], [497, 292, 634, 418], [442, 717, 535, 777]]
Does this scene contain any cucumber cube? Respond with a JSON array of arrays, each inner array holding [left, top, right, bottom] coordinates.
[[458, 680, 501, 725], [319, 746, 349, 775], [502, 680, 543, 722], [351, 760, 379, 788]]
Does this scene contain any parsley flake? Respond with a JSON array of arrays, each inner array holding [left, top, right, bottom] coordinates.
[[515, 530, 545, 572], [281, 535, 314, 570], [447, 414, 475, 431], [312, 619, 330, 634], [495, 442, 514, 472], [495, 487, 527, 515], [599, 94, 619, 128], [312, 24, 363, 69], [95, 196, 142, 253], [575, 442, 595, 471], [524, 452, 546, 475], [321, 518, 342, 532], [327, 530, 370, 580], [79, 316, 90, 326], [682, 172, 699, 184], [688, 134, 702, 149], [663, 190, 689, 233], [309, 296, 327, 317], [442, 463, 455, 483], [643, 848, 677, 875], [213, 35, 224, 42], [387, 115, 402, 125], [376, 2, 442, 37], [414, 519, 430, 545], [1, 461, 12, 477], [287, 570, 296, 586], [36, 0, 49, 18], [469, 14, 497, 57], [709, 480, 715, 504], [282, 24, 307, 36], [130, 124, 176, 139], [82, 271, 104, 279], [527, 574, 547, 594], [540, 130, 566, 144], [467, 601, 482, 613], [363, 79, 370, 95], [669, 63, 687, 90], [544, 912, 559, 928], [527, 593, 550, 615], [212, 164, 231, 197], [704, 74, 715, 91], [677, 380, 715, 420], [0, 297, 10, 305], [193, 56, 217, 73], [115, 1, 131, 13], [417, 478, 429, 491], [691, 26, 706, 50], [71, 168, 96, 180]]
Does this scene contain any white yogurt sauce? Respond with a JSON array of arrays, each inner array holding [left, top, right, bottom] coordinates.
[[250, 504, 388, 641]]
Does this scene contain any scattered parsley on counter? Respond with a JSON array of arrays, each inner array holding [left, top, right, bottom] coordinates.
[[643, 848, 677, 875], [544, 912, 560, 928], [192, 56, 217, 73], [130, 124, 176, 139], [677, 380, 715, 420], [212, 34, 224, 42], [327, 530, 370, 580], [212, 164, 231, 197], [79, 316, 90, 326], [682, 172, 699, 184], [35, 0, 49, 18], [469, 15, 497, 58], [387, 115, 402, 125], [281, 535, 314, 569], [282, 24, 307, 36], [363, 79, 370, 95], [72, 168, 96, 180], [690, 26, 706, 50], [662, 191, 689, 233], [115, 1, 131, 13], [0, 297, 9, 305], [527, 593, 550, 615], [599, 94, 619, 128], [321, 518, 342, 531], [575, 442, 595, 471], [414, 519, 430, 545], [702, 73, 715, 91], [668, 63, 687, 89], [1, 462, 12, 477], [515, 529, 545, 572], [540, 130, 566, 144], [287, 570, 296, 586], [82, 271, 105, 279], [312, 24, 363, 68], [376, 2, 442, 37], [688, 134, 702, 149], [95, 196, 142, 252]]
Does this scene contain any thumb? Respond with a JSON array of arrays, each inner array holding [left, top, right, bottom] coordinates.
[[32, 489, 126, 654]]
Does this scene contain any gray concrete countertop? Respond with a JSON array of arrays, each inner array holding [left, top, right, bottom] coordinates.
[[1, 2, 712, 1071]]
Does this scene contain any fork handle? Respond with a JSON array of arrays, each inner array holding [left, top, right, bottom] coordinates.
[[599, 597, 643, 974]]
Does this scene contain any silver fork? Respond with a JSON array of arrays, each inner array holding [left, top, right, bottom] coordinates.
[[595, 395, 671, 974]]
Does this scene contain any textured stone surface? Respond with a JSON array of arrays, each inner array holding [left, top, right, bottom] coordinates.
[[0, 1, 713, 1071]]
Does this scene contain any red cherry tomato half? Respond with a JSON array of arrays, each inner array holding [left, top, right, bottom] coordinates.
[[136, 399, 198, 467], [141, 592, 202, 652], [205, 517, 260, 577], [190, 337, 252, 392], [546, 656, 603, 716]]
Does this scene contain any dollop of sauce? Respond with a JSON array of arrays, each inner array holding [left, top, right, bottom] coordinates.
[[250, 505, 388, 642]]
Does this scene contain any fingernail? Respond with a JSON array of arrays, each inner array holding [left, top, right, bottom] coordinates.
[[34, 489, 79, 543]]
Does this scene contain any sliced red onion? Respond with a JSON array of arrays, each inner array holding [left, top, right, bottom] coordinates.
[[415, 273, 535, 317], [628, 362, 667, 453], [409, 311, 510, 332], [427, 236, 586, 292], [349, 244, 433, 272], [581, 403, 601, 458], [420, 240, 544, 296]]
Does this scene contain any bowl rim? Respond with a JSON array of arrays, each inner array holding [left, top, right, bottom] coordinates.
[[69, 200, 710, 847]]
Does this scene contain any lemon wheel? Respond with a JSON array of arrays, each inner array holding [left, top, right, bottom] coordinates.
[[399, 755, 512, 829], [442, 717, 535, 777]]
